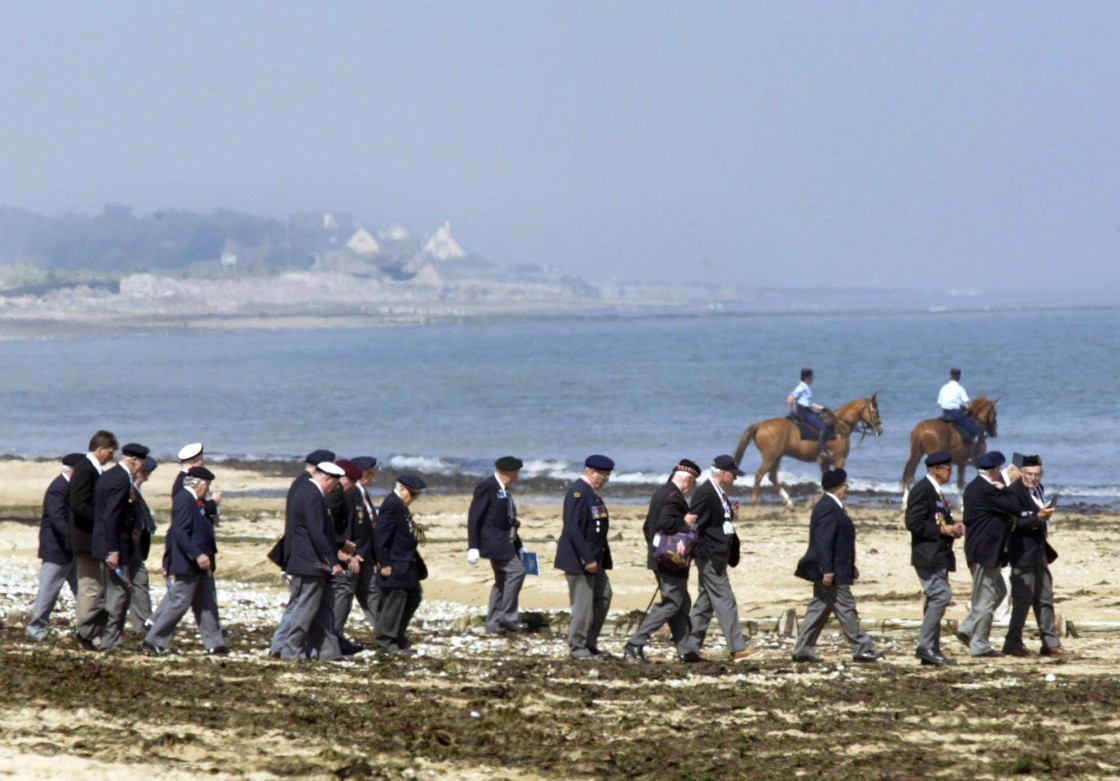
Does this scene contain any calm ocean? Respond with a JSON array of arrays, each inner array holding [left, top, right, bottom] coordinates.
[[2, 308, 1116, 505]]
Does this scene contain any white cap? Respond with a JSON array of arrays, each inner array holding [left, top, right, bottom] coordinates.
[[177, 442, 204, 461], [317, 461, 345, 477]]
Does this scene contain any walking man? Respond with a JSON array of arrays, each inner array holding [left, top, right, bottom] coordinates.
[[682, 455, 760, 663], [555, 455, 615, 660], [905, 451, 965, 666], [624, 459, 701, 664], [68, 430, 118, 645], [791, 467, 882, 663], [373, 474, 428, 655], [26, 453, 84, 641], [466, 456, 527, 634]]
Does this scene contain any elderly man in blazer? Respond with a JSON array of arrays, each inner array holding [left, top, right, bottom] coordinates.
[[555, 455, 615, 660], [144, 466, 228, 654], [373, 474, 428, 655], [26, 453, 84, 641], [905, 450, 966, 666], [280, 460, 345, 660], [681, 455, 760, 664], [624, 459, 701, 664], [791, 468, 882, 663], [1003, 454, 1063, 657], [467, 455, 526, 634], [957, 450, 1029, 658]]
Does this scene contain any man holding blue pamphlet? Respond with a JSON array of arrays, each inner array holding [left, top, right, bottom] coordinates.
[[467, 456, 528, 633]]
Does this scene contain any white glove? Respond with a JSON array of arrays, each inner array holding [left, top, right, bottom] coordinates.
[[467, 548, 480, 566]]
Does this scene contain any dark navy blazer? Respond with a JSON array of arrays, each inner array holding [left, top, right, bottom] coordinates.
[[283, 477, 338, 578], [905, 476, 957, 572], [1006, 479, 1057, 568], [38, 473, 73, 565], [467, 475, 521, 561], [67, 456, 100, 556], [373, 491, 424, 590], [554, 478, 612, 576], [795, 494, 857, 585], [963, 475, 1022, 568], [691, 480, 738, 571], [166, 487, 217, 576], [642, 480, 692, 573], [92, 464, 135, 561]]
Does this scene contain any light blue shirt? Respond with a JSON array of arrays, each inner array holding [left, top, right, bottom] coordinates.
[[791, 381, 813, 408], [937, 380, 970, 410]]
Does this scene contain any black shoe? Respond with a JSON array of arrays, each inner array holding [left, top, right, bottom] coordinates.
[[852, 650, 884, 663], [1003, 647, 1032, 658], [142, 640, 167, 656], [973, 649, 1004, 658], [791, 654, 822, 664], [207, 645, 231, 656], [916, 648, 953, 666], [680, 650, 702, 663], [954, 631, 971, 647], [588, 646, 614, 660], [71, 633, 96, 652], [267, 650, 282, 659], [339, 639, 365, 656], [500, 621, 527, 632], [623, 643, 649, 664]]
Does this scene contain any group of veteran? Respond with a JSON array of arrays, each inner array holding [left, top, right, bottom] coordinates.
[[267, 449, 427, 659], [905, 449, 1062, 666], [27, 432, 227, 655]]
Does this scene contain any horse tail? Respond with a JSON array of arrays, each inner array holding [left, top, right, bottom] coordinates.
[[734, 423, 760, 465]]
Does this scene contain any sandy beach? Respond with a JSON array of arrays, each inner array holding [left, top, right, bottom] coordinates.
[[2, 458, 1119, 779]]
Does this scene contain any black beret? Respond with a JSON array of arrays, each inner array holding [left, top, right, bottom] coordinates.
[[925, 451, 952, 467], [1011, 452, 1025, 468], [62, 452, 85, 467], [351, 456, 378, 471], [1021, 454, 1042, 468], [822, 467, 848, 491], [187, 466, 215, 481], [712, 454, 745, 476], [674, 459, 701, 478], [121, 443, 150, 458], [142, 457, 158, 473], [495, 455, 524, 472], [305, 449, 336, 465], [584, 454, 615, 472], [398, 473, 427, 492], [977, 451, 1005, 469]]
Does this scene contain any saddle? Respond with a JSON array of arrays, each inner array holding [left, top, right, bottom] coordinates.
[[939, 413, 975, 443], [787, 412, 837, 442]]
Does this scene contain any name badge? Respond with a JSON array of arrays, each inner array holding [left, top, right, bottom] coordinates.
[[722, 521, 734, 535]]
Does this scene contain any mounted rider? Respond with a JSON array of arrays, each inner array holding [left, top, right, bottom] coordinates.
[[788, 368, 834, 462], [937, 368, 983, 465]]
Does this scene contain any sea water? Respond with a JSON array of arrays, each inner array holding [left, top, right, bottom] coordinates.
[[1, 307, 1116, 504]]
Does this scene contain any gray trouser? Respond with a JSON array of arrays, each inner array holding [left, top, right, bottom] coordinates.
[[793, 582, 875, 659], [280, 575, 340, 661], [73, 556, 107, 642], [354, 562, 381, 635], [376, 586, 423, 651], [486, 555, 525, 631], [145, 572, 223, 650], [128, 562, 153, 632], [915, 567, 952, 655], [332, 571, 355, 637], [270, 575, 295, 655], [628, 571, 692, 653], [1004, 560, 1061, 651], [566, 570, 612, 652], [960, 563, 1004, 655], [26, 559, 78, 640], [683, 557, 745, 655], [98, 566, 133, 651]]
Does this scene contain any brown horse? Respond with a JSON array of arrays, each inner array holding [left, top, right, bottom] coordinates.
[[900, 395, 999, 501], [734, 395, 883, 509]]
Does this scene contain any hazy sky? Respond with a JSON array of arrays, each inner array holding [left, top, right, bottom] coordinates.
[[1, 3, 1117, 293]]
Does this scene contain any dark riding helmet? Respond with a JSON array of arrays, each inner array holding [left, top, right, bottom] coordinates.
[[800, 368, 813, 380]]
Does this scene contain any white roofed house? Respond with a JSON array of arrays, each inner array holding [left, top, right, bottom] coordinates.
[[421, 222, 466, 261], [345, 227, 381, 256]]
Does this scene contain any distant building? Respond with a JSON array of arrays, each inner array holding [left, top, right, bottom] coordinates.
[[377, 223, 411, 242], [422, 222, 466, 261], [346, 227, 381, 256]]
